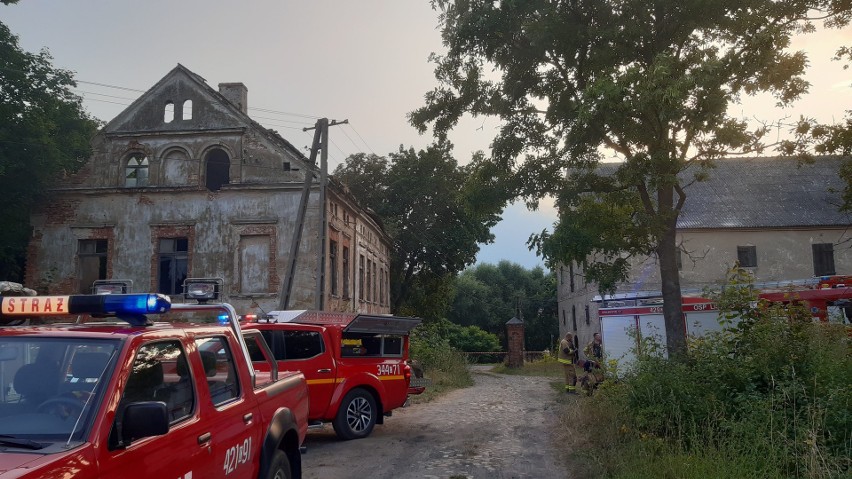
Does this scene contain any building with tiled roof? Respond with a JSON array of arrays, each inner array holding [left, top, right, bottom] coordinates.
[[558, 155, 852, 350]]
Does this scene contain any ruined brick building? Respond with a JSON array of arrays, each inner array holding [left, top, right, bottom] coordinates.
[[25, 64, 392, 314]]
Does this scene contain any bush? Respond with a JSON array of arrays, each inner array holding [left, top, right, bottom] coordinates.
[[409, 321, 473, 401], [584, 268, 852, 478]]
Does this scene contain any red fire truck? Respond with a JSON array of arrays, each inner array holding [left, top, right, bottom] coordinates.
[[0, 291, 309, 479], [598, 275, 852, 366], [242, 310, 423, 440]]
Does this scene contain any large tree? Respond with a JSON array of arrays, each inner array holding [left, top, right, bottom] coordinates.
[[449, 261, 558, 350], [333, 143, 502, 316], [0, 20, 99, 280], [411, 0, 850, 356]]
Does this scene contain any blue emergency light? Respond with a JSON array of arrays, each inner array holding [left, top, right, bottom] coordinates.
[[92, 294, 172, 315], [0, 293, 171, 326]]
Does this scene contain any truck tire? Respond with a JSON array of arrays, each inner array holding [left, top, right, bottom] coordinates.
[[262, 450, 291, 479], [332, 388, 377, 440]]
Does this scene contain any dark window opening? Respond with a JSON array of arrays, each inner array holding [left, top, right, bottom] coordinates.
[[205, 149, 230, 191], [737, 245, 757, 268], [283, 161, 291, 171], [585, 305, 590, 325], [359, 255, 365, 302], [158, 238, 188, 295], [343, 246, 350, 299], [676, 248, 683, 270], [569, 263, 575, 292], [813, 243, 836, 276], [330, 240, 338, 296], [572, 304, 577, 331], [79, 239, 108, 293], [366, 260, 372, 303]]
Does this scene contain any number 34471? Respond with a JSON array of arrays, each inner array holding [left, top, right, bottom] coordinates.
[[376, 364, 400, 376]]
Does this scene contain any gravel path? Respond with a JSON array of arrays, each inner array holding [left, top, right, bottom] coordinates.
[[302, 365, 570, 479]]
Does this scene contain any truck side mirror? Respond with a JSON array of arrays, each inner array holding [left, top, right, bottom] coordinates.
[[122, 401, 169, 443]]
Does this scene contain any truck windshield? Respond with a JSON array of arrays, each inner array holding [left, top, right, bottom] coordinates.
[[0, 337, 119, 444]]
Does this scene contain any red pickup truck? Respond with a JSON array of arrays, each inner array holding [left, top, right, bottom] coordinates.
[[242, 310, 422, 440], [0, 293, 309, 479]]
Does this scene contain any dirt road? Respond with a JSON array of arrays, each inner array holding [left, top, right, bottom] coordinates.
[[302, 365, 570, 479]]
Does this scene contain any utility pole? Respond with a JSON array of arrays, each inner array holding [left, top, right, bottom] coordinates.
[[278, 117, 348, 311]]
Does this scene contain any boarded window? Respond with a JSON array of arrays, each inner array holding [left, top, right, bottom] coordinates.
[[125, 155, 149, 187], [162, 149, 190, 186], [158, 238, 188, 295], [737, 245, 757, 268], [239, 235, 270, 293], [205, 149, 230, 191], [813, 243, 836, 276], [78, 239, 107, 293]]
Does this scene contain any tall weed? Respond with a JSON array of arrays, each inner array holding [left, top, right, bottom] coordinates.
[[582, 269, 851, 478]]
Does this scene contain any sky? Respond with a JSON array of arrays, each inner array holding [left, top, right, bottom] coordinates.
[[4, 1, 851, 270]]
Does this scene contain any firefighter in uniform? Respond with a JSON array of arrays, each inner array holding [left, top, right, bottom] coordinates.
[[558, 332, 577, 394], [582, 332, 605, 392]]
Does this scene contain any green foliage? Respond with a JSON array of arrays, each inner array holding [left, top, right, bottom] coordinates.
[[333, 143, 504, 315], [409, 321, 473, 401], [587, 268, 852, 478], [413, 0, 852, 356], [448, 261, 558, 350], [415, 317, 500, 353], [0, 20, 99, 279]]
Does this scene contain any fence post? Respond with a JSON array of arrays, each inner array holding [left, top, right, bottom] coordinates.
[[505, 315, 525, 368]]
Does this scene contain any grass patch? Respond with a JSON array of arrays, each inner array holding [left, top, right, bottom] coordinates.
[[491, 355, 563, 377]]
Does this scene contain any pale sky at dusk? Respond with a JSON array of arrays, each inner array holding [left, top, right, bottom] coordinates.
[[4, 1, 851, 270]]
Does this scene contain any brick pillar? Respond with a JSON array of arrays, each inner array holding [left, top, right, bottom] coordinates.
[[506, 316, 525, 368]]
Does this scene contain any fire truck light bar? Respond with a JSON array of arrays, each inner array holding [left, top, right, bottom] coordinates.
[[1, 294, 172, 317]]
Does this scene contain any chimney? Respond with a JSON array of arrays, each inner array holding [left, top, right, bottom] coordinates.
[[218, 82, 248, 114]]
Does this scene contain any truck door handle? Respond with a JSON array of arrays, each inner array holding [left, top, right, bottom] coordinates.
[[317, 368, 332, 373], [197, 432, 211, 444], [244, 413, 253, 424]]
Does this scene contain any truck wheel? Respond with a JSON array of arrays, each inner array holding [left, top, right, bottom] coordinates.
[[263, 450, 291, 479], [332, 388, 377, 440]]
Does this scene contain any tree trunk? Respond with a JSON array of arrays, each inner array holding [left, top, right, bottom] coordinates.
[[657, 190, 687, 357]]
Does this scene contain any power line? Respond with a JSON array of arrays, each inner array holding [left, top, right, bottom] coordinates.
[[77, 79, 145, 93], [347, 123, 377, 156]]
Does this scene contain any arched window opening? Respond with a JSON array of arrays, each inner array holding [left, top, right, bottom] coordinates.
[[205, 149, 230, 191], [182, 100, 193, 120], [164, 101, 174, 123], [125, 155, 149, 187]]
